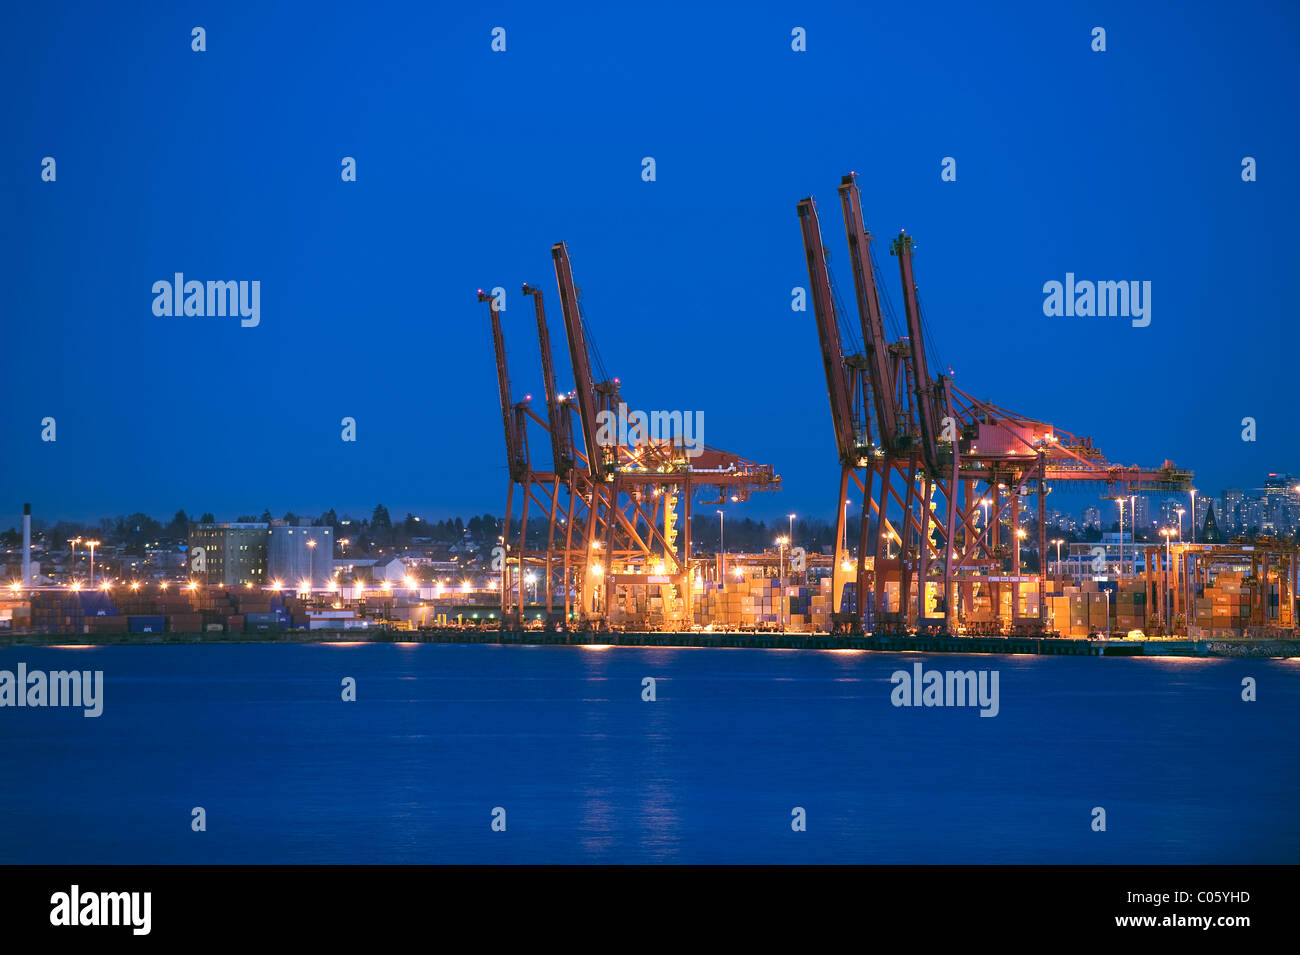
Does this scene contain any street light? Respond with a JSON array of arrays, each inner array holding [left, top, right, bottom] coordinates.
[[1114, 497, 1125, 578], [525, 572, 537, 604], [1189, 488, 1198, 545], [67, 537, 82, 581], [775, 537, 789, 631], [84, 540, 101, 587], [1176, 507, 1185, 542], [1160, 528, 1175, 629], [717, 510, 726, 590], [1051, 538, 1064, 580], [306, 538, 317, 591]]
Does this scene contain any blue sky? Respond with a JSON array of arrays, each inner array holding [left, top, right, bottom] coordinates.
[[3, 0, 1297, 529]]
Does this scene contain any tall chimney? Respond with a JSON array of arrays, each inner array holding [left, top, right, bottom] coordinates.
[[22, 503, 32, 587]]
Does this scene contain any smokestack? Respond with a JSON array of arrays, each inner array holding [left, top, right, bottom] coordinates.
[[22, 503, 32, 587]]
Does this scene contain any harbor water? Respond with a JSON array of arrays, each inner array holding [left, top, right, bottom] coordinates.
[[0, 643, 1296, 863]]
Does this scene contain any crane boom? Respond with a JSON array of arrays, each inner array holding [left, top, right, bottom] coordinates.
[[798, 197, 860, 465], [892, 233, 943, 475], [551, 242, 609, 481], [480, 290, 527, 481], [838, 173, 898, 450], [522, 283, 574, 477]]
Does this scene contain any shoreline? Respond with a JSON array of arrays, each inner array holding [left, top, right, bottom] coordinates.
[[3, 629, 1296, 658]]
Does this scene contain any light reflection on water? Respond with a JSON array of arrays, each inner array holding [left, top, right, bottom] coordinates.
[[0, 643, 1295, 863]]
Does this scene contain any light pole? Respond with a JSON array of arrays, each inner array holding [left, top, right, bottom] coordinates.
[[776, 537, 789, 630], [1051, 538, 1064, 581], [498, 534, 507, 611], [980, 497, 991, 550], [307, 538, 317, 592], [67, 537, 82, 582], [1160, 528, 1175, 630], [1176, 507, 1185, 543], [85, 539, 100, 588], [1129, 493, 1137, 553], [841, 497, 851, 553], [1189, 488, 1197, 545], [717, 510, 725, 590], [1115, 497, 1125, 578], [787, 513, 796, 581]]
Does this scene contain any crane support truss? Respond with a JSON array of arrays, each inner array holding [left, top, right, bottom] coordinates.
[[799, 175, 1194, 634], [480, 245, 781, 631]]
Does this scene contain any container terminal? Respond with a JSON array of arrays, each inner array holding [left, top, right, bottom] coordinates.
[[463, 173, 1297, 649], [2, 174, 1297, 656]]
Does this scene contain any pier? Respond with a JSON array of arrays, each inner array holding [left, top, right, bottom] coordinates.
[[0, 628, 1227, 656]]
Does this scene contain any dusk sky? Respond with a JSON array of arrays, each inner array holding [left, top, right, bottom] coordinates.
[[3, 0, 1297, 531]]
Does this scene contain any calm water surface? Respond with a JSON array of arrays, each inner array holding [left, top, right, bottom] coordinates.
[[1, 643, 1296, 863]]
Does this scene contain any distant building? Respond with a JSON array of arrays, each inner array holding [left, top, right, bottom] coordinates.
[[1262, 474, 1298, 536], [188, 522, 269, 587], [145, 545, 187, 575], [1201, 503, 1225, 543], [336, 556, 406, 583], [1221, 489, 1245, 534], [1130, 496, 1150, 533], [267, 522, 333, 588], [1082, 506, 1101, 530]]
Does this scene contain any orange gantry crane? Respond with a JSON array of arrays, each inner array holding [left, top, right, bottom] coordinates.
[[480, 243, 781, 631], [799, 173, 1193, 633]]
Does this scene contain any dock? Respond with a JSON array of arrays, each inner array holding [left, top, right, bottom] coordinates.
[[0, 628, 1225, 657]]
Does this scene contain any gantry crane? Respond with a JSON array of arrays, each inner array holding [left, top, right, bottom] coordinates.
[[799, 174, 1193, 635], [480, 243, 781, 631]]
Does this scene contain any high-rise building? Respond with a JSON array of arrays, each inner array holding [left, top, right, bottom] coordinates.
[[187, 522, 334, 588], [1130, 496, 1151, 538], [1263, 474, 1297, 536], [1158, 498, 1186, 532], [1221, 489, 1245, 534], [1082, 506, 1100, 530], [187, 522, 269, 587]]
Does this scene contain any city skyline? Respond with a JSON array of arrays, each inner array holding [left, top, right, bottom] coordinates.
[[6, 471, 1297, 551]]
